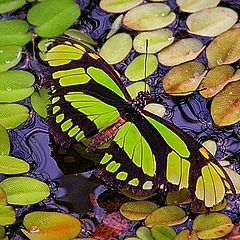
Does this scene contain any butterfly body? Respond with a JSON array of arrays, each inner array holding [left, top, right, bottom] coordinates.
[[43, 37, 235, 208]]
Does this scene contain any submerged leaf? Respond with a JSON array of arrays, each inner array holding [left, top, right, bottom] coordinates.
[[22, 211, 81, 240], [0, 177, 50, 205], [27, 0, 80, 37], [106, 14, 123, 39], [206, 28, 240, 68], [0, 125, 10, 155], [211, 81, 240, 126], [125, 54, 158, 81], [0, 103, 29, 129], [64, 29, 97, 45], [100, 33, 132, 64], [186, 7, 238, 37], [0, 187, 7, 206], [175, 229, 199, 240], [0, 46, 22, 72], [144, 103, 166, 118], [158, 38, 204, 66], [123, 3, 176, 31], [0, 70, 35, 102]]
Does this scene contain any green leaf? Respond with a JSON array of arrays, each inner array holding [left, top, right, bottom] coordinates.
[[0, 205, 16, 226], [0, 177, 50, 205], [0, 20, 31, 47], [136, 226, 154, 240], [0, 46, 22, 72], [0, 70, 35, 102], [0, 103, 29, 129], [27, 0, 81, 37], [21, 211, 81, 240], [0, 0, 26, 14], [0, 125, 10, 155], [64, 29, 97, 45], [151, 224, 176, 240], [0, 156, 30, 174], [0, 187, 7, 206], [30, 89, 50, 118]]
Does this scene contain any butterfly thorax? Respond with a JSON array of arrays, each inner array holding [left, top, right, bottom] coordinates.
[[130, 91, 152, 111]]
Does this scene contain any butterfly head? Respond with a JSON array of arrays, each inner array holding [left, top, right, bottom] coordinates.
[[131, 91, 152, 111]]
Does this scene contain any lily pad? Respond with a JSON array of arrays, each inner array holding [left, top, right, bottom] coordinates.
[[22, 211, 81, 240], [106, 14, 123, 39], [123, 3, 176, 31], [176, 0, 220, 13], [125, 54, 158, 81], [163, 61, 206, 95], [202, 140, 217, 156], [192, 213, 233, 239], [158, 38, 204, 66], [0, 125, 10, 156], [151, 224, 176, 240], [0, 205, 15, 226], [27, 0, 81, 37], [0, 0, 26, 14], [211, 81, 240, 126], [223, 167, 240, 194], [120, 200, 158, 220], [0, 20, 31, 46], [175, 229, 199, 240], [0, 46, 22, 72], [0, 103, 29, 129], [64, 29, 97, 45], [136, 226, 154, 240], [199, 65, 235, 98], [0, 70, 35, 102], [186, 7, 238, 37], [206, 28, 240, 68], [0, 156, 30, 174], [133, 29, 174, 54], [145, 206, 188, 227], [0, 176, 50, 205], [126, 82, 150, 99], [99, 33, 132, 64], [100, 0, 142, 13], [165, 189, 191, 205], [0, 187, 7, 206], [30, 89, 50, 118], [144, 103, 166, 118]]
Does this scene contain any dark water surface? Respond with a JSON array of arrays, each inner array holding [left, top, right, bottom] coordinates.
[[1, 0, 240, 239]]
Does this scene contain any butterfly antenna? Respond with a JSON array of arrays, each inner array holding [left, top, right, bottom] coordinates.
[[144, 39, 149, 93]]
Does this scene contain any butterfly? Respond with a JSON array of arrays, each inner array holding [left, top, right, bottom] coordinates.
[[42, 37, 235, 208]]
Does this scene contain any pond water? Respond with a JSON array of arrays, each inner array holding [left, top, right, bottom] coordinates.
[[1, 0, 240, 239]]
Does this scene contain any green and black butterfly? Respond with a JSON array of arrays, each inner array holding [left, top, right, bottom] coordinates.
[[42, 37, 235, 208]]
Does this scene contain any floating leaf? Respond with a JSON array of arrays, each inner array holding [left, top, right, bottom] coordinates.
[[127, 82, 150, 99], [0, 205, 16, 226], [230, 69, 240, 82], [31, 89, 50, 118], [136, 226, 154, 240], [0, 125, 10, 156], [206, 28, 240, 68], [106, 14, 123, 39], [125, 54, 158, 81], [192, 213, 233, 239], [158, 38, 204, 66], [22, 211, 81, 240], [120, 201, 158, 220], [0, 187, 7, 206], [202, 140, 217, 156], [176, 0, 220, 13], [0, 103, 29, 129], [0, 156, 30, 174], [27, 0, 80, 37], [186, 7, 238, 37], [100, 0, 142, 13], [0, 70, 35, 102], [166, 189, 191, 206], [223, 167, 240, 194], [151, 224, 176, 240], [0, 20, 31, 47], [0, 46, 22, 72], [123, 3, 176, 31], [211, 81, 240, 126], [144, 103, 166, 118], [145, 206, 188, 227], [0, 225, 7, 239], [133, 29, 174, 53], [199, 65, 235, 98], [0, 0, 25, 14], [163, 61, 206, 95], [64, 29, 97, 45], [99, 33, 132, 64], [175, 229, 199, 240], [0, 177, 50, 205]]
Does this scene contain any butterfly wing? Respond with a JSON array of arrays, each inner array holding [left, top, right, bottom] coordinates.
[[43, 37, 131, 147], [96, 109, 235, 207]]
